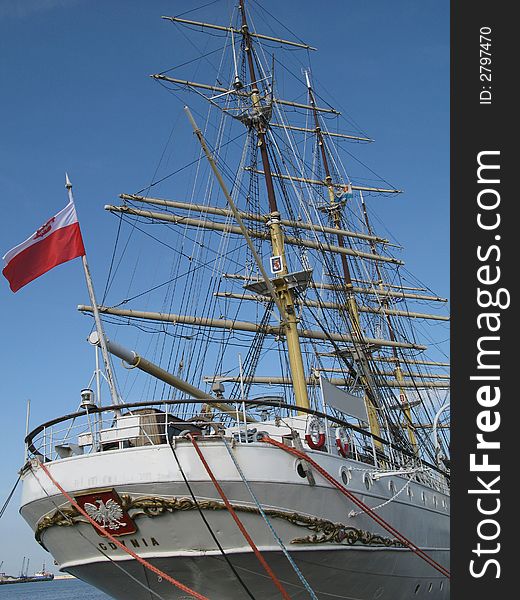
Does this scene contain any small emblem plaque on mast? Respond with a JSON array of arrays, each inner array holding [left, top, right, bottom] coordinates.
[[270, 255, 283, 274]]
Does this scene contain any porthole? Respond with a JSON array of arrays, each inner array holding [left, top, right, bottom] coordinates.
[[388, 480, 396, 494], [428, 582, 433, 592], [421, 491, 426, 504], [364, 472, 372, 490], [414, 584, 421, 594], [407, 486, 414, 499], [440, 581, 444, 591], [296, 461, 307, 478], [433, 496, 438, 507], [442, 499, 447, 509], [340, 467, 351, 485]]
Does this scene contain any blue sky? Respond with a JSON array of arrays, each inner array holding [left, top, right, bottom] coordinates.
[[0, 0, 448, 576]]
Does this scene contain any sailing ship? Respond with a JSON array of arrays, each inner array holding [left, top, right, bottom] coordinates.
[[15, 2, 449, 599]]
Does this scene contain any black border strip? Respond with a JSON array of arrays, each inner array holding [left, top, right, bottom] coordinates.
[[451, 1, 513, 595]]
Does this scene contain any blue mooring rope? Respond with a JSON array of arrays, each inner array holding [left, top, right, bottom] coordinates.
[[221, 436, 319, 600]]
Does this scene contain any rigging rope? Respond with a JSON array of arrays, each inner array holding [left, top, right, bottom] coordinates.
[[229, 301, 274, 401], [259, 435, 451, 579], [35, 461, 211, 600], [347, 474, 413, 518], [0, 475, 21, 520], [220, 436, 319, 600], [30, 470, 167, 600], [167, 438, 257, 600], [187, 433, 293, 600]]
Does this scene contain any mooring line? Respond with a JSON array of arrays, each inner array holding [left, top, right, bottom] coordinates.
[[221, 435, 319, 600], [260, 435, 451, 579], [188, 433, 293, 600], [30, 469, 167, 600], [168, 437, 258, 600], [0, 474, 21, 520], [35, 460, 211, 600]]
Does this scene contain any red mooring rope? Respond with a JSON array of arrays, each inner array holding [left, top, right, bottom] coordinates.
[[260, 435, 451, 579], [36, 460, 210, 600], [188, 433, 293, 600]]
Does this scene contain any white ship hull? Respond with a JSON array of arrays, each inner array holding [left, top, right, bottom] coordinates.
[[20, 438, 449, 599], [64, 547, 449, 600]]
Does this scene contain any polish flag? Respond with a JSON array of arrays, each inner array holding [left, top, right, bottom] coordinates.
[[2, 201, 85, 293]]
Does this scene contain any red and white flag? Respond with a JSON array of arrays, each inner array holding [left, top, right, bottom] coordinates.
[[2, 201, 85, 293]]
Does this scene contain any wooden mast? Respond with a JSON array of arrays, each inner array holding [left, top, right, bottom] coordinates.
[[161, 16, 318, 51], [77, 305, 428, 351], [105, 204, 402, 264], [304, 72, 383, 445], [238, 0, 310, 411]]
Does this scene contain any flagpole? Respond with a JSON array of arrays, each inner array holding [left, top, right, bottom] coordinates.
[[66, 174, 120, 407]]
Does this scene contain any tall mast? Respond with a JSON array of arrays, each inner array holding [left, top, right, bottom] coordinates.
[[239, 0, 277, 213], [238, 0, 310, 411], [305, 72, 383, 444]]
